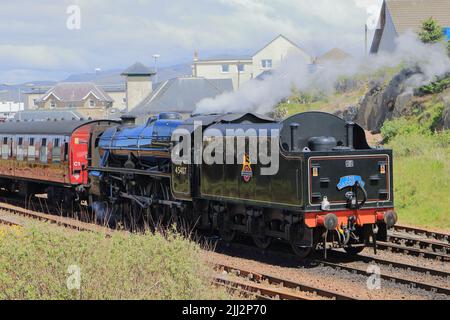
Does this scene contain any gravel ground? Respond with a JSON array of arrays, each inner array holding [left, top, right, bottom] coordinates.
[[204, 243, 450, 300]]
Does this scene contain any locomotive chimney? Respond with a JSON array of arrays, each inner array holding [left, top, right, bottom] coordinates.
[[290, 123, 299, 151], [346, 122, 354, 149], [121, 115, 136, 126]]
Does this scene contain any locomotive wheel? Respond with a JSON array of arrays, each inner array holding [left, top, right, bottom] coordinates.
[[252, 235, 272, 250], [344, 245, 365, 255], [219, 229, 236, 242], [291, 243, 313, 259]]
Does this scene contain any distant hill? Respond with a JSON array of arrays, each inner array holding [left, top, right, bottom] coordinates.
[[0, 63, 192, 102]]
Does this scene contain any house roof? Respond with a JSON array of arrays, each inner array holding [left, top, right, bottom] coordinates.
[[386, 0, 450, 34], [121, 62, 156, 76], [195, 34, 311, 63], [316, 48, 352, 63], [253, 34, 309, 57], [131, 77, 233, 116], [37, 82, 113, 103], [0, 118, 117, 135], [13, 110, 84, 122]]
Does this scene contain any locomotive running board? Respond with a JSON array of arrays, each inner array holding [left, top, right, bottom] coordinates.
[[89, 166, 171, 179]]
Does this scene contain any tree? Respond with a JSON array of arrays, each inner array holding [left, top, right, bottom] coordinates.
[[418, 17, 444, 43]]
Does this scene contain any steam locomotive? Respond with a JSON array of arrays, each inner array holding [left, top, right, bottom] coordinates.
[[0, 111, 397, 258]]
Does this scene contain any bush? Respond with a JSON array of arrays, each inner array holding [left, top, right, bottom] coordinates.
[[0, 225, 229, 300], [381, 118, 428, 142], [416, 75, 450, 96]]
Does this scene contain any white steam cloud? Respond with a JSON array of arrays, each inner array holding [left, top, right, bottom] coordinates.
[[195, 33, 450, 115]]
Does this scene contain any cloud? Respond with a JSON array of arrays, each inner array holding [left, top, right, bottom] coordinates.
[[0, 45, 88, 71], [1, 0, 378, 83]]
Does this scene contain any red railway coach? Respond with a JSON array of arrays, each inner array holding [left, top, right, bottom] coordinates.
[[0, 119, 117, 204]]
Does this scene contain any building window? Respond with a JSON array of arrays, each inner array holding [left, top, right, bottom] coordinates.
[[89, 99, 95, 107], [33, 99, 37, 106], [122, 97, 127, 104], [50, 101, 56, 109], [261, 59, 273, 69], [221, 64, 230, 73], [237, 64, 245, 72]]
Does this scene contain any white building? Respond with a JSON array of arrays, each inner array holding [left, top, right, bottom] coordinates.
[[193, 35, 312, 90], [370, 0, 450, 54], [0, 101, 24, 120]]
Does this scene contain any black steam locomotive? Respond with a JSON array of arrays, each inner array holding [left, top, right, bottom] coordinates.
[[87, 111, 397, 258]]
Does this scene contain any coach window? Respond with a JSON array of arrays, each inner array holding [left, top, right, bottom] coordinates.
[[63, 142, 69, 162], [2, 137, 8, 160], [28, 137, 36, 162], [52, 138, 61, 163], [17, 137, 25, 161], [40, 138, 48, 164]]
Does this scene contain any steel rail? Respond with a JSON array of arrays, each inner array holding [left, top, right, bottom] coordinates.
[[315, 259, 450, 296], [215, 263, 356, 300], [393, 225, 449, 244], [377, 241, 450, 262]]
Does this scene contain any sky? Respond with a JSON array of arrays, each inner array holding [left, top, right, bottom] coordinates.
[[0, 0, 383, 84]]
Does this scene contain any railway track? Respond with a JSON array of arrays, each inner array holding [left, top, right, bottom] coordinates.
[[387, 234, 449, 254], [214, 264, 356, 300], [215, 241, 450, 297], [0, 201, 357, 301], [314, 259, 450, 296], [2, 198, 449, 299], [328, 250, 450, 279], [393, 225, 449, 244], [0, 202, 111, 235], [377, 241, 450, 262]]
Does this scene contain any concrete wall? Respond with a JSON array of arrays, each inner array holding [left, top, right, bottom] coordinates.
[[194, 60, 253, 89], [252, 36, 311, 77], [125, 76, 153, 111]]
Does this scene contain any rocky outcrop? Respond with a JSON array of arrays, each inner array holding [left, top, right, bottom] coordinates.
[[355, 67, 421, 132]]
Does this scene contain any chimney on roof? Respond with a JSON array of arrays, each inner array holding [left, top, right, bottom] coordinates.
[[121, 62, 155, 112], [194, 50, 199, 62]]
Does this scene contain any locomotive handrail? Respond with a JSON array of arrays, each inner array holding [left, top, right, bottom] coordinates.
[[88, 166, 171, 179]]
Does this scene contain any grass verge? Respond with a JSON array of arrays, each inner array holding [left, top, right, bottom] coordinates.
[[385, 130, 449, 230], [0, 224, 230, 300]]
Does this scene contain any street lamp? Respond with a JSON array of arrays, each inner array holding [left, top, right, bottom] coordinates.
[[152, 54, 160, 83]]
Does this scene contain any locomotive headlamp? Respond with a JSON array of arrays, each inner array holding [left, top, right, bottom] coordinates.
[[317, 213, 338, 230], [323, 213, 338, 231], [384, 210, 398, 229], [380, 164, 386, 174]]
